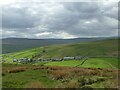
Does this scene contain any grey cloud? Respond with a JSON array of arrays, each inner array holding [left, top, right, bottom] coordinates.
[[2, 6, 39, 28], [1, 1, 118, 39], [62, 2, 100, 13]]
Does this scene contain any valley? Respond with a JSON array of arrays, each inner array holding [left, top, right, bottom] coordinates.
[[1, 38, 119, 89]]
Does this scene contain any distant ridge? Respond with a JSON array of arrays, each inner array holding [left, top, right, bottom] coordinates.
[[1, 37, 117, 54]]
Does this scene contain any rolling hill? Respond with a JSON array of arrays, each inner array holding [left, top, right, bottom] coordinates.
[[2, 37, 107, 54], [3, 38, 118, 63]]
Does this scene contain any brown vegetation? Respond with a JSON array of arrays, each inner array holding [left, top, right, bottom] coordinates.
[[2, 65, 118, 88], [24, 81, 44, 88]]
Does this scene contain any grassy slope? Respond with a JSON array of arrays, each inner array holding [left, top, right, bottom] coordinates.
[[44, 60, 83, 67], [2, 38, 100, 53], [41, 39, 118, 58], [3, 39, 118, 60], [2, 39, 119, 88], [2, 63, 118, 88], [44, 58, 118, 69], [2, 39, 119, 68], [2, 47, 44, 62], [78, 58, 118, 69], [2, 69, 58, 88]]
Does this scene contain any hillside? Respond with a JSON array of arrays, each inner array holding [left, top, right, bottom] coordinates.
[[40, 39, 118, 58], [2, 37, 106, 54], [2, 63, 118, 88], [44, 58, 118, 69], [3, 39, 118, 63]]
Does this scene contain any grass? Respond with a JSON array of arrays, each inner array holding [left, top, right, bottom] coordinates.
[[40, 39, 118, 58], [33, 61, 50, 66], [2, 63, 119, 88], [1, 39, 119, 88], [2, 69, 58, 88], [44, 60, 83, 67], [86, 78, 118, 88], [2, 56, 119, 69], [2, 39, 118, 63], [2, 47, 44, 63], [78, 58, 118, 69], [44, 58, 118, 69]]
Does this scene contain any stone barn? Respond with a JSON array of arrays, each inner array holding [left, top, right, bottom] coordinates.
[[63, 57, 75, 60]]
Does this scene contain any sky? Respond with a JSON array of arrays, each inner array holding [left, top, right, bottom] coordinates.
[[0, 0, 119, 39]]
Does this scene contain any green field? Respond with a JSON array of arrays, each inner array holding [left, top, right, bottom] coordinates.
[[2, 39, 119, 88], [45, 60, 83, 67], [2, 47, 44, 62], [2, 69, 58, 88], [2, 39, 119, 69], [2, 39, 118, 63], [3, 57, 118, 69], [78, 58, 118, 69], [44, 58, 118, 69]]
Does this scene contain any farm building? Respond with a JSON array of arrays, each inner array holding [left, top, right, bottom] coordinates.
[[35, 58, 47, 62], [34, 58, 50, 62], [63, 57, 75, 60], [13, 59, 18, 62], [51, 58, 62, 61], [42, 58, 50, 61], [75, 56, 83, 60], [18, 58, 31, 63], [33, 60, 41, 62]]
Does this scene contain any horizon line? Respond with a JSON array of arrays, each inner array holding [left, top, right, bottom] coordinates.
[[1, 36, 118, 40]]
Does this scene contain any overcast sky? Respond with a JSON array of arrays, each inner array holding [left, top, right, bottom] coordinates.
[[0, 0, 118, 39]]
